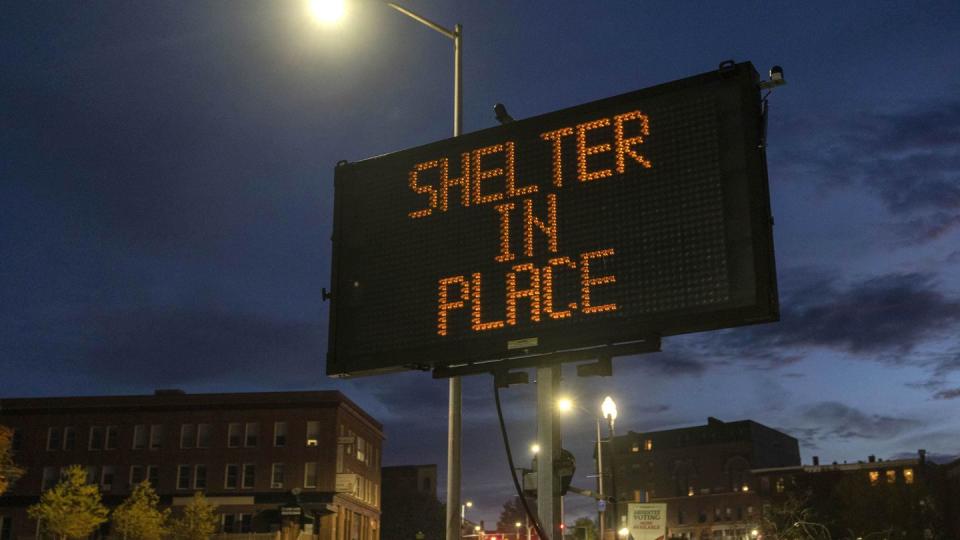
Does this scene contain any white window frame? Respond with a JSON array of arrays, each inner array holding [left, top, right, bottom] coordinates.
[[244, 422, 259, 448], [274, 422, 287, 447], [303, 462, 317, 488], [227, 423, 242, 448], [241, 463, 255, 489], [225, 464, 239, 489], [176, 465, 191, 490], [194, 464, 207, 489], [271, 463, 284, 488]]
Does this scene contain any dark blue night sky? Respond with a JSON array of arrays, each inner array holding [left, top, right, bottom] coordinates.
[[3, 0, 960, 526]]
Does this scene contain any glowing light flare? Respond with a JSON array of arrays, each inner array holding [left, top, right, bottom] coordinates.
[[556, 397, 573, 413], [308, 0, 345, 25], [601, 396, 617, 422]]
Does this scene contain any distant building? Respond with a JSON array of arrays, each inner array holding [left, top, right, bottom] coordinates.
[[0, 390, 383, 540], [943, 457, 960, 538], [752, 450, 940, 537], [606, 417, 800, 540], [380, 465, 444, 540], [381, 464, 437, 500]]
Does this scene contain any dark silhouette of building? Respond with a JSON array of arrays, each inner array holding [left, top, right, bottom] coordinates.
[[380, 465, 444, 540], [0, 390, 383, 540], [606, 417, 800, 539], [752, 451, 942, 538]]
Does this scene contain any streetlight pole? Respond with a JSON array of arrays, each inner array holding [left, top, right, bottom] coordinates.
[[596, 417, 605, 540], [600, 397, 618, 538], [377, 10, 462, 540]]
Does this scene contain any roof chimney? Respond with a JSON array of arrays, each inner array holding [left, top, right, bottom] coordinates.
[[707, 417, 724, 426], [868, 455, 876, 463], [919, 449, 926, 465], [812, 456, 819, 466]]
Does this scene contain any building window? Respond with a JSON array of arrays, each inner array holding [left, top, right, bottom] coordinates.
[[133, 425, 148, 450], [242, 464, 255, 489], [47, 427, 62, 451], [631, 442, 640, 453], [714, 508, 721, 522], [147, 465, 159, 487], [238, 514, 252, 534], [272, 463, 285, 488], [41, 467, 58, 490], [194, 465, 207, 489], [85, 466, 98, 485], [177, 465, 191, 490], [886, 470, 897, 484], [180, 424, 196, 449], [244, 423, 259, 447], [775, 477, 785, 493], [304, 462, 318, 488], [356, 437, 366, 463], [89, 426, 105, 450], [105, 426, 118, 450], [644, 439, 653, 451], [903, 468, 914, 484], [101, 466, 115, 491], [63, 427, 76, 450], [197, 424, 211, 448], [306, 421, 320, 446], [228, 424, 242, 448], [149, 425, 163, 449], [130, 465, 145, 485], [225, 464, 239, 489], [698, 510, 706, 523], [222, 515, 236, 533], [677, 509, 684, 525], [274, 422, 287, 447], [725, 507, 732, 521], [868, 471, 880, 486]]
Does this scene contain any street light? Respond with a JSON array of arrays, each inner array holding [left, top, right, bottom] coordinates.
[[556, 396, 618, 540], [315, 6, 463, 540], [460, 500, 473, 538], [530, 443, 540, 454], [514, 522, 522, 540]]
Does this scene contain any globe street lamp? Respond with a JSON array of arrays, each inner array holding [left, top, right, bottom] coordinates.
[[601, 396, 620, 534], [556, 395, 618, 540], [461, 500, 473, 538]]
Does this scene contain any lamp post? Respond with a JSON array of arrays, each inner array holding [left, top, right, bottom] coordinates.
[[461, 500, 473, 538], [314, 3, 464, 539], [515, 522, 522, 540], [601, 397, 618, 536]]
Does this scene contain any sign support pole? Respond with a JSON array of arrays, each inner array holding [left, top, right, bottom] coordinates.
[[536, 365, 562, 540]]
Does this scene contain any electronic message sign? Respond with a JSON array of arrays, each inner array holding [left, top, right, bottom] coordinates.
[[327, 62, 778, 377]]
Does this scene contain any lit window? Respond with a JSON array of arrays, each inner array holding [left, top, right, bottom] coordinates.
[[306, 421, 320, 446], [775, 477, 785, 493], [868, 471, 880, 486], [903, 468, 914, 484], [644, 439, 653, 451], [886, 470, 896, 484], [631, 442, 640, 453], [687, 486, 694, 497]]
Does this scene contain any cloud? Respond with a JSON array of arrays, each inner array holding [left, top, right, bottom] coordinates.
[[799, 401, 922, 441], [778, 99, 960, 243], [713, 272, 960, 358], [932, 388, 960, 400]]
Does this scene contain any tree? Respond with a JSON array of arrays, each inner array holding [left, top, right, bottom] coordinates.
[[0, 425, 25, 495], [169, 492, 219, 540], [112, 480, 169, 540], [496, 496, 536, 534], [28, 465, 109, 540], [759, 495, 831, 540], [570, 517, 597, 540]]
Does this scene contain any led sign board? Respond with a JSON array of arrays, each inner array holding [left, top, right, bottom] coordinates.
[[327, 62, 778, 377]]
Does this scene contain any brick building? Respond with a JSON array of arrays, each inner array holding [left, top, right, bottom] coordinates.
[[380, 465, 444, 540], [0, 390, 383, 540], [606, 417, 800, 539]]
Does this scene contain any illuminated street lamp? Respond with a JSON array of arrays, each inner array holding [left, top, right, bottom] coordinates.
[[514, 522, 522, 540], [313, 5, 464, 540], [530, 443, 540, 454], [460, 500, 473, 538]]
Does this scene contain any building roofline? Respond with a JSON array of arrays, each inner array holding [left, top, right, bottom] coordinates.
[[0, 390, 383, 433], [752, 457, 920, 475]]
